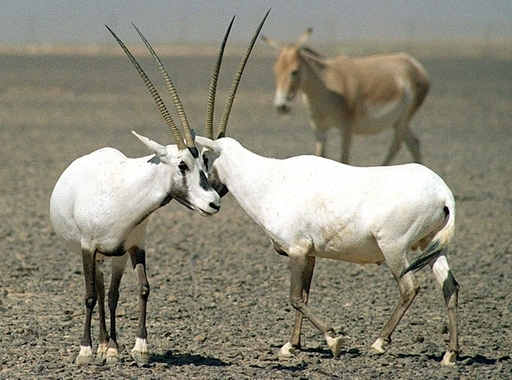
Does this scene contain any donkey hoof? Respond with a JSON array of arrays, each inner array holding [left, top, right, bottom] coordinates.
[[278, 342, 296, 358], [326, 336, 342, 358]]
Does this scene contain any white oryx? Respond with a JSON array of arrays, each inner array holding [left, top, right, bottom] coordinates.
[[48, 16, 266, 365], [261, 28, 430, 165], [191, 25, 458, 362]]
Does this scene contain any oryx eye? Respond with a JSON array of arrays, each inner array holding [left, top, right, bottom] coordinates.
[[291, 69, 299, 77], [178, 161, 189, 172]]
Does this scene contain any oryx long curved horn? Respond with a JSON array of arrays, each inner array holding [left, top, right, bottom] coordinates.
[[106, 25, 187, 150], [204, 16, 235, 140], [217, 9, 270, 139], [132, 24, 195, 149]]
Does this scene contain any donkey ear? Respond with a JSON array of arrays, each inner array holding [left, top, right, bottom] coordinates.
[[132, 131, 167, 158], [260, 34, 283, 50], [296, 27, 312, 48]]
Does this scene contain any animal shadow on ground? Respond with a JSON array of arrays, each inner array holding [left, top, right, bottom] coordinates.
[[149, 350, 229, 367]]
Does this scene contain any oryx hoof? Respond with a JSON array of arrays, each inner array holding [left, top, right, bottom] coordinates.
[[326, 336, 342, 358], [75, 346, 94, 365], [369, 337, 388, 356], [278, 342, 296, 358], [441, 350, 457, 366], [106, 347, 120, 364], [131, 349, 150, 367]]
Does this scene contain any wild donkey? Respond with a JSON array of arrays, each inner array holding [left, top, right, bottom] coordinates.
[[262, 28, 430, 165], [49, 19, 260, 365]]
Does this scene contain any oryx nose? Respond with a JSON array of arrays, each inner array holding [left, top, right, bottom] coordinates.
[[209, 201, 221, 211]]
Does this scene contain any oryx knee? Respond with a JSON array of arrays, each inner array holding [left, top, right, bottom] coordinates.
[[140, 284, 150, 300], [85, 296, 97, 309], [442, 271, 459, 308]]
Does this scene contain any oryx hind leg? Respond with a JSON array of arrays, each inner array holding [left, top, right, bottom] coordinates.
[[129, 246, 151, 366], [76, 249, 98, 365], [370, 250, 420, 355], [95, 262, 110, 362], [429, 252, 459, 366]]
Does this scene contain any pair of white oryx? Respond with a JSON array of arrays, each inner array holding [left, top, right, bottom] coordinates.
[[51, 12, 458, 367], [262, 28, 430, 165]]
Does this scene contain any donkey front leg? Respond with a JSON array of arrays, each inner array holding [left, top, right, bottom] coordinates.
[[129, 246, 150, 366], [282, 253, 342, 358]]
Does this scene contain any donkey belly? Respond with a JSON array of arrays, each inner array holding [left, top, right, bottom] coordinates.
[[352, 97, 409, 135]]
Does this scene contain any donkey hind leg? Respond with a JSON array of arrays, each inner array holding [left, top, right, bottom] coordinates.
[[340, 125, 353, 164], [76, 249, 98, 365], [280, 256, 316, 357], [404, 128, 422, 163], [370, 252, 420, 356], [104, 255, 129, 363], [283, 253, 342, 358], [129, 246, 151, 366], [430, 253, 459, 366]]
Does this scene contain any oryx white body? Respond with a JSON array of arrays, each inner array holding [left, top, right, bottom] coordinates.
[[196, 135, 459, 366], [50, 135, 220, 365], [262, 29, 430, 165]]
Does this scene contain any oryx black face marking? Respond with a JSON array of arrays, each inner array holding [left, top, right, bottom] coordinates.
[[199, 170, 210, 191]]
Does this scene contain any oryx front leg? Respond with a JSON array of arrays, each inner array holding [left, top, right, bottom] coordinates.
[[370, 268, 419, 355], [103, 255, 129, 364], [129, 246, 150, 366], [283, 253, 342, 358], [76, 249, 98, 365], [430, 254, 459, 366], [280, 256, 316, 357]]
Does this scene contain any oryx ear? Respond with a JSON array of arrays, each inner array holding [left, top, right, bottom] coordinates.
[[132, 131, 167, 157], [185, 129, 196, 146]]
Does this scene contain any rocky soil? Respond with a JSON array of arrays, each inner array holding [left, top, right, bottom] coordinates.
[[0, 46, 511, 379]]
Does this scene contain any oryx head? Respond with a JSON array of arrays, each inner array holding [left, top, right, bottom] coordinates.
[[192, 11, 270, 198], [261, 28, 312, 113], [106, 25, 221, 216]]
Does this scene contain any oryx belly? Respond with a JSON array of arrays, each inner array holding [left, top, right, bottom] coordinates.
[[309, 226, 385, 264]]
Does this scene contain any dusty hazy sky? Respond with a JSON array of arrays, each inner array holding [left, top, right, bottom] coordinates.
[[2, 1, 511, 46]]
